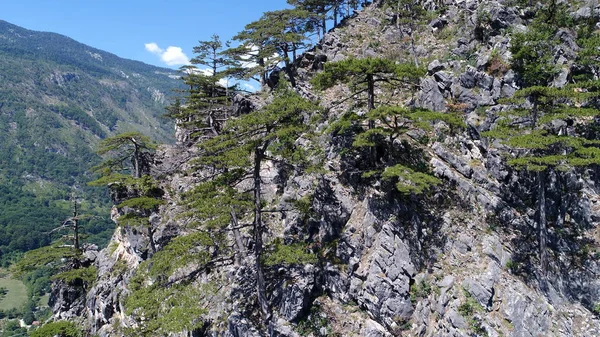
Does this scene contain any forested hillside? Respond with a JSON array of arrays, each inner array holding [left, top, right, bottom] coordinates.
[[0, 20, 180, 261]]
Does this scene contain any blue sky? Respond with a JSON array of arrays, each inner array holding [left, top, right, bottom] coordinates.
[[2, 0, 289, 69]]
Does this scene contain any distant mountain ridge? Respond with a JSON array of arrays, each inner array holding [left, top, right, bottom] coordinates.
[[0, 20, 182, 258]]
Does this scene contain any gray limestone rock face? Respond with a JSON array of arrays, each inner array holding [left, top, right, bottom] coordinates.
[[278, 265, 317, 321], [417, 77, 446, 111], [428, 59, 447, 74]]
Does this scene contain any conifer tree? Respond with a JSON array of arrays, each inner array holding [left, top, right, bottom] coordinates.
[[312, 57, 460, 193], [288, 0, 331, 38], [229, 9, 311, 88], [169, 35, 241, 139], [124, 87, 318, 330], [484, 3, 600, 278], [384, 0, 429, 66], [92, 132, 156, 180], [14, 199, 97, 290], [194, 87, 317, 322]]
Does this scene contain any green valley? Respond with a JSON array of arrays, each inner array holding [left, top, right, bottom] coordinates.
[[0, 20, 182, 261]]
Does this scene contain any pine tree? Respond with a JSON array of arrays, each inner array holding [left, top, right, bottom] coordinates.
[[92, 132, 156, 180], [13, 199, 97, 290], [229, 9, 311, 88], [124, 87, 319, 331], [312, 57, 460, 194], [194, 87, 317, 322], [288, 0, 332, 38], [169, 36, 241, 139], [384, 0, 429, 66], [483, 4, 600, 278]]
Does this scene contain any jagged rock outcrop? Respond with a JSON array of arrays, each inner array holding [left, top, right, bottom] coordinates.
[[51, 1, 600, 336]]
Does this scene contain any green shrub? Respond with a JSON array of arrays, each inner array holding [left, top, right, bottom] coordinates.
[[264, 239, 317, 266], [30, 321, 84, 337]]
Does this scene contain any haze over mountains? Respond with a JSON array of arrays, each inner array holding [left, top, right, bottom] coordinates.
[[0, 20, 181, 259]]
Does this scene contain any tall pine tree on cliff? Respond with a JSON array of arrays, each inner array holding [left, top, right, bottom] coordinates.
[[125, 86, 319, 331], [484, 2, 600, 279], [311, 57, 462, 194]]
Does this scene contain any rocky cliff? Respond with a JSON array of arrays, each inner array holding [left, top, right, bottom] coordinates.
[[52, 0, 600, 336]]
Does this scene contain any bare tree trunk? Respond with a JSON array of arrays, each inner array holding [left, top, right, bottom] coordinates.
[[253, 148, 270, 323], [231, 208, 246, 265], [148, 225, 157, 256], [538, 170, 548, 280], [259, 57, 267, 88], [367, 76, 376, 164], [284, 58, 296, 88], [334, 5, 339, 26], [396, 1, 400, 29], [409, 25, 419, 67], [531, 96, 539, 129], [73, 202, 80, 252], [347, 0, 350, 17], [556, 172, 567, 228], [133, 143, 141, 178]]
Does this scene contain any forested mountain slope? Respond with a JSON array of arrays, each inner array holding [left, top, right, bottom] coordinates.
[[38, 0, 600, 336], [0, 20, 180, 259]]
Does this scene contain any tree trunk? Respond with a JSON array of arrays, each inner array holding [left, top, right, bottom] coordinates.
[[73, 203, 80, 252], [538, 170, 548, 280], [556, 172, 567, 228], [367, 75, 376, 164], [259, 57, 267, 88], [531, 96, 539, 129], [347, 0, 350, 17], [133, 143, 141, 178], [334, 5, 339, 26], [148, 224, 157, 256], [409, 25, 419, 67], [231, 208, 246, 265], [253, 148, 270, 322], [396, 1, 400, 29], [284, 58, 297, 88]]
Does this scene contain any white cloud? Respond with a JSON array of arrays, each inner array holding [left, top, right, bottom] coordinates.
[[144, 42, 163, 55], [144, 42, 190, 66]]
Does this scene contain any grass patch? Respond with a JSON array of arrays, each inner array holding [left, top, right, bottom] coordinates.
[[39, 293, 50, 307], [0, 274, 28, 311]]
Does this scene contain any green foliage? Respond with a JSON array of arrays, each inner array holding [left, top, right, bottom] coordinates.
[[118, 196, 165, 211], [124, 232, 218, 335], [382, 164, 442, 194], [29, 321, 84, 337], [52, 265, 97, 288], [509, 1, 573, 86], [313, 57, 446, 194], [12, 245, 79, 277], [458, 289, 488, 336], [1, 319, 26, 337], [197, 86, 318, 170], [311, 57, 424, 91], [182, 171, 253, 229], [264, 239, 317, 266], [124, 282, 211, 336], [92, 132, 157, 179], [144, 232, 214, 281], [593, 303, 600, 316], [409, 279, 433, 303], [291, 194, 315, 221], [295, 304, 333, 336]]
